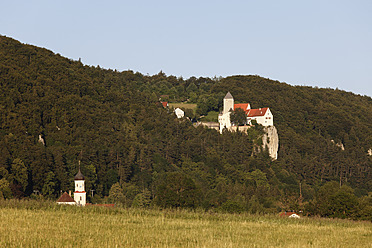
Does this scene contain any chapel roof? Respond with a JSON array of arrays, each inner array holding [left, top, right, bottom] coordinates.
[[74, 168, 85, 180], [57, 192, 75, 203], [224, 92, 233, 99]]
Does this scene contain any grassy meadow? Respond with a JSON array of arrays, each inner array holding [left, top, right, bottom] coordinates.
[[200, 111, 219, 122], [169, 103, 197, 111], [0, 200, 371, 248]]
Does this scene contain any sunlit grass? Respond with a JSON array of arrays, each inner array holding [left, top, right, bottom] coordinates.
[[169, 103, 197, 111], [200, 111, 219, 122], [0, 199, 371, 247]]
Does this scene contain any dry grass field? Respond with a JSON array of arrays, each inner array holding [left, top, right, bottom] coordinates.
[[0, 200, 371, 248]]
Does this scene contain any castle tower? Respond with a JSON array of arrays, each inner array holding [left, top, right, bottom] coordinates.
[[223, 92, 234, 114], [219, 92, 234, 132], [74, 168, 86, 206]]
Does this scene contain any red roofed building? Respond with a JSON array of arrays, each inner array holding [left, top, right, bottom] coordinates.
[[219, 92, 273, 131], [246, 107, 273, 126], [161, 101, 169, 108], [234, 103, 251, 111], [57, 192, 76, 205]]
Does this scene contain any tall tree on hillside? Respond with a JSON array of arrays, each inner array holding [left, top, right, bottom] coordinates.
[[230, 108, 247, 130], [10, 158, 28, 192], [0, 178, 12, 199]]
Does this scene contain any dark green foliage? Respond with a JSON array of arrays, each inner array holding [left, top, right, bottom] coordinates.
[[154, 172, 201, 208], [230, 108, 247, 127], [0, 36, 371, 219], [306, 182, 360, 219]]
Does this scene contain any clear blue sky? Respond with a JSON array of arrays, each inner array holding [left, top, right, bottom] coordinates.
[[1, 0, 371, 97]]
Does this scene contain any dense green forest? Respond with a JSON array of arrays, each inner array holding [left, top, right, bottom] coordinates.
[[0, 36, 371, 220]]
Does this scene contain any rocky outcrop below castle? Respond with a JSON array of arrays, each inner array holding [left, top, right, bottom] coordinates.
[[194, 122, 279, 160], [262, 126, 279, 160]]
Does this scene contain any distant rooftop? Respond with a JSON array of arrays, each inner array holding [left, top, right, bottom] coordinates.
[[74, 168, 85, 180], [57, 192, 75, 203], [224, 92, 233, 99]]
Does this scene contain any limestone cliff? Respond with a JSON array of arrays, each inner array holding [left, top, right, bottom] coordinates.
[[198, 122, 280, 160], [262, 126, 279, 160]]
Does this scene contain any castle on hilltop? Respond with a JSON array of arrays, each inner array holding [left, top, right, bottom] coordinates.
[[218, 92, 273, 132], [218, 92, 278, 160]]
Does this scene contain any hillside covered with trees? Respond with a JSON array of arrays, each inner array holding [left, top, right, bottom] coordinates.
[[0, 36, 371, 220]]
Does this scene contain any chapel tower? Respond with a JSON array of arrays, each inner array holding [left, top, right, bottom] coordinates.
[[74, 168, 86, 206]]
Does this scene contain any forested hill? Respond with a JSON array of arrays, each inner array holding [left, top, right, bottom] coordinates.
[[0, 35, 371, 219], [214, 76, 372, 187]]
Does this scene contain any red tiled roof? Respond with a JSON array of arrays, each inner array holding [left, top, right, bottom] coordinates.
[[161, 101, 168, 108], [57, 192, 75, 203], [233, 104, 269, 117], [247, 107, 268, 117], [234, 103, 250, 111], [279, 211, 296, 217]]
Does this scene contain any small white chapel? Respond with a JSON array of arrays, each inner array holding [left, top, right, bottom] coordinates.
[[57, 168, 87, 206]]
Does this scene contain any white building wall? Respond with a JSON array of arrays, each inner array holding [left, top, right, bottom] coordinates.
[[174, 108, 184, 118], [219, 112, 231, 133], [74, 179, 86, 206], [57, 201, 76, 205], [75, 180, 84, 192], [74, 192, 86, 206], [223, 98, 234, 114], [263, 109, 273, 126]]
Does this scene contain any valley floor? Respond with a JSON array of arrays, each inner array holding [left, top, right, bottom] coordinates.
[[0, 203, 371, 247]]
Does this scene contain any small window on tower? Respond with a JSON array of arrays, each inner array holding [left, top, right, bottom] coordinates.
[[80, 196, 82, 200]]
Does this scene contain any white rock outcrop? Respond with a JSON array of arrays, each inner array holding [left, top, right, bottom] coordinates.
[[262, 126, 279, 160], [38, 134, 45, 146], [331, 140, 345, 150]]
